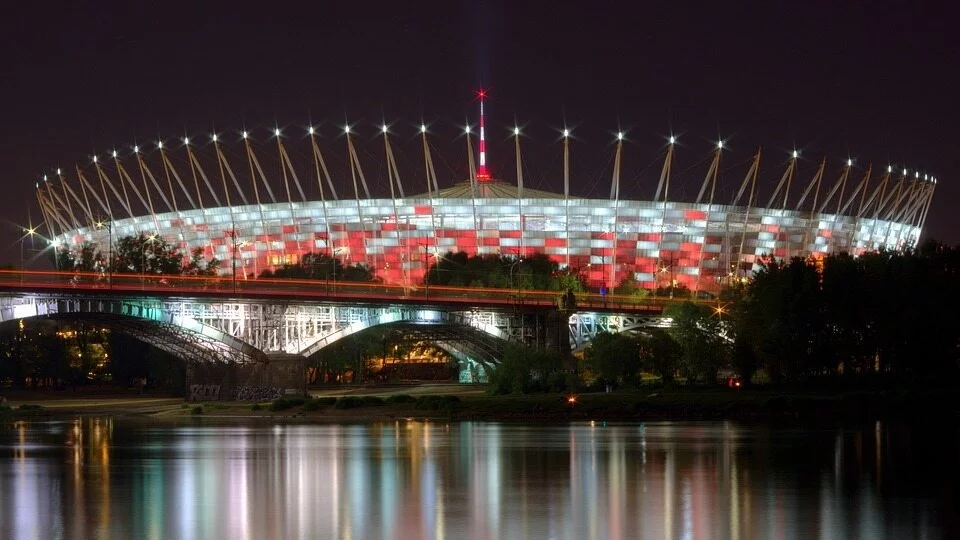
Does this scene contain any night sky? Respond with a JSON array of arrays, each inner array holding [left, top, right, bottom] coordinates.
[[1, 1, 955, 265]]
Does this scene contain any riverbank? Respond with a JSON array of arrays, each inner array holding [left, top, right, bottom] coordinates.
[[3, 386, 958, 423]]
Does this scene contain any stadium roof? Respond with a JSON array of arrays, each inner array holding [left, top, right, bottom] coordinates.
[[420, 180, 565, 199]]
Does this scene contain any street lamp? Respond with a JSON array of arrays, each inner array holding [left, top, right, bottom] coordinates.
[[95, 220, 112, 289], [509, 257, 524, 304], [141, 234, 157, 288], [20, 226, 37, 282]]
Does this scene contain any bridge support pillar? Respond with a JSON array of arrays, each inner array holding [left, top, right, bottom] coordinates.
[[186, 355, 306, 401]]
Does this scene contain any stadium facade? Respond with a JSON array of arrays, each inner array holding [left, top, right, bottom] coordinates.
[[35, 100, 935, 293]]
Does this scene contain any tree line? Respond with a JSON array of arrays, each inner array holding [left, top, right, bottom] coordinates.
[[494, 241, 960, 393], [56, 233, 220, 276]]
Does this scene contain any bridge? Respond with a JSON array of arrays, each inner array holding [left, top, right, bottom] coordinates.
[[0, 270, 682, 377]]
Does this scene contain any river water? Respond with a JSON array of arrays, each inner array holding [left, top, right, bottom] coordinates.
[[0, 418, 954, 539]]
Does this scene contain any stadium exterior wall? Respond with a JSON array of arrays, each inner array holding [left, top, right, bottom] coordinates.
[[55, 195, 921, 292]]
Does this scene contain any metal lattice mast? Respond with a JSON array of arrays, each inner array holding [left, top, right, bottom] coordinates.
[[308, 126, 335, 260], [131, 146, 163, 234], [563, 127, 571, 268], [464, 125, 480, 233], [515, 125, 525, 258], [73, 165, 96, 225], [609, 131, 624, 289], [736, 148, 761, 272], [60, 170, 94, 226], [242, 131, 271, 275], [135, 146, 174, 212], [345, 125, 370, 269], [214, 136, 250, 206], [382, 124, 406, 287], [421, 124, 440, 265], [275, 129, 302, 257], [654, 137, 675, 288], [694, 141, 722, 294], [76, 164, 110, 217], [55, 169, 81, 231]]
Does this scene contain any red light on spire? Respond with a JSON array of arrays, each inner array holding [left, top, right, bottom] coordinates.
[[476, 88, 491, 181]]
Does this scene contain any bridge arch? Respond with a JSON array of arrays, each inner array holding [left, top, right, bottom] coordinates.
[[0, 295, 268, 364], [298, 307, 509, 362]]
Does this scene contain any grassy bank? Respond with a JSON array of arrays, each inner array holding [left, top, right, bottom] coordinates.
[[4, 386, 957, 423]]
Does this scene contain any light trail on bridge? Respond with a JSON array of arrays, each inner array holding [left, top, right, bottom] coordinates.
[[0, 269, 703, 314]]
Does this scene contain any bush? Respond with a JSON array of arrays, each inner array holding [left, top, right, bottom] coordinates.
[[360, 396, 385, 406], [303, 397, 338, 411], [18, 404, 43, 411], [190, 406, 203, 415], [250, 403, 262, 411], [270, 398, 293, 412], [287, 397, 306, 407], [415, 395, 461, 411], [385, 394, 417, 404], [334, 396, 364, 409]]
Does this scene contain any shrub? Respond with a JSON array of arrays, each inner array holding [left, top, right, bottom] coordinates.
[[250, 403, 262, 411], [190, 406, 203, 415], [385, 394, 417, 404], [270, 398, 293, 412], [287, 397, 306, 407], [334, 396, 364, 409], [360, 396, 385, 406], [415, 395, 461, 411], [18, 404, 43, 411]]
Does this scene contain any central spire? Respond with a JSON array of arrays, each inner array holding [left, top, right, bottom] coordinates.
[[476, 88, 491, 181]]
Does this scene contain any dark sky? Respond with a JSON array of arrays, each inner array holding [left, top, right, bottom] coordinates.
[[1, 1, 956, 264]]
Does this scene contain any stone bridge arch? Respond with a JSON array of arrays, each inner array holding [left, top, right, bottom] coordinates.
[[0, 294, 268, 364]]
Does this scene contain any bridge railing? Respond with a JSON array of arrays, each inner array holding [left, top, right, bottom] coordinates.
[[0, 269, 702, 312]]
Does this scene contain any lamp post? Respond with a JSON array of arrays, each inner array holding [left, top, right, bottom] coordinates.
[[420, 244, 431, 299], [20, 226, 37, 284], [509, 257, 524, 305], [96, 220, 112, 289], [141, 234, 156, 288]]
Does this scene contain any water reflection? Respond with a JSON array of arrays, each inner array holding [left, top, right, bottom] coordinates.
[[0, 418, 953, 539]]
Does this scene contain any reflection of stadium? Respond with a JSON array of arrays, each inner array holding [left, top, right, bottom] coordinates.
[[36, 99, 934, 293]]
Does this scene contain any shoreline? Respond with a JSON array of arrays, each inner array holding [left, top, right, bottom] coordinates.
[[3, 386, 958, 424]]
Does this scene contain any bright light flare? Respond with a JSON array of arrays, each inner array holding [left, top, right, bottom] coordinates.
[[242, 131, 249, 139], [717, 140, 724, 149], [344, 125, 351, 135], [514, 126, 520, 136], [563, 128, 570, 138], [308, 126, 315, 135], [566, 396, 577, 405], [617, 131, 623, 141], [212, 134, 218, 142], [420, 124, 427, 133], [274, 128, 281, 137], [669, 135, 676, 145], [792, 150, 799, 159], [382, 124, 388, 134]]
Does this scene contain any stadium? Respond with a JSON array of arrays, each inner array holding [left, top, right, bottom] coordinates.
[[34, 97, 935, 293]]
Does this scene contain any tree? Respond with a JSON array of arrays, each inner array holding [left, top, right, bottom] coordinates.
[[613, 277, 650, 303], [111, 233, 183, 275], [666, 301, 730, 384], [263, 252, 376, 282], [583, 331, 641, 389], [183, 247, 221, 277], [55, 241, 101, 272], [639, 330, 681, 385]]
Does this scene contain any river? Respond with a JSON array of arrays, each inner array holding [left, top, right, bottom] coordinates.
[[0, 418, 954, 539]]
